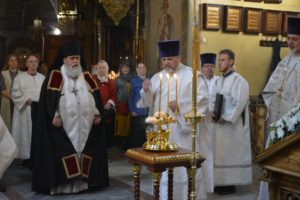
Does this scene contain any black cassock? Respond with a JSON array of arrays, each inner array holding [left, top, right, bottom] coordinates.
[[31, 70, 109, 193]]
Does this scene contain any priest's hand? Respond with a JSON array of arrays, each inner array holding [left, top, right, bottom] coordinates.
[[168, 100, 177, 112], [142, 79, 151, 92], [94, 115, 101, 125], [52, 116, 62, 127], [26, 98, 32, 106]]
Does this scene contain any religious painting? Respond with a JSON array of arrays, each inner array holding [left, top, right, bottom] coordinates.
[[244, 0, 262, 2], [262, 10, 282, 35], [223, 6, 243, 32], [144, 0, 188, 74], [282, 12, 300, 36], [264, 0, 282, 3], [202, 4, 223, 30], [244, 8, 262, 34]]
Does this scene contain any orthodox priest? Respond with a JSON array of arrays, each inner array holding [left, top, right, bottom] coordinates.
[[138, 40, 208, 200], [262, 17, 300, 135], [258, 17, 300, 200], [198, 53, 218, 193], [32, 41, 109, 194]]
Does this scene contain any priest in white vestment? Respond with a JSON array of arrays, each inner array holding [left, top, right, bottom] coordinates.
[[258, 17, 300, 200], [198, 53, 219, 193], [0, 115, 17, 192], [138, 40, 208, 200], [209, 49, 252, 195], [0, 54, 19, 131], [11, 54, 44, 160]]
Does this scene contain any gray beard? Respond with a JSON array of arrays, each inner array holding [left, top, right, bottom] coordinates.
[[64, 64, 82, 78]]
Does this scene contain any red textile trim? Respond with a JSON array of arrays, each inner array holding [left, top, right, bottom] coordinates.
[[48, 70, 63, 89], [83, 72, 98, 91], [81, 154, 92, 178], [62, 154, 81, 178]]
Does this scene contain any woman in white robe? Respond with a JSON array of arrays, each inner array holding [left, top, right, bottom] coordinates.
[[11, 54, 44, 159]]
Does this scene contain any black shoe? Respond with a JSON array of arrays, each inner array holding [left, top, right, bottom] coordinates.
[[214, 185, 236, 195]]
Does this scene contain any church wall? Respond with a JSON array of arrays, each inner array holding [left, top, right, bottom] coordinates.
[[186, 0, 300, 96]]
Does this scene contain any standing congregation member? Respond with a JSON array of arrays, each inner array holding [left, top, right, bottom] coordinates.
[[198, 53, 218, 193], [93, 60, 117, 148], [1, 54, 19, 131], [138, 40, 208, 200], [11, 54, 44, 165], [209, 49, 252, 195], [258, 17, 300, 200], [32, 41, 109, 194], [127, 62, 149, 148], [115, 61, 131, 146]]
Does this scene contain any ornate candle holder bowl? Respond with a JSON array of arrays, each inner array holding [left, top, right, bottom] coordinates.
[[143, 111, 178, 151]]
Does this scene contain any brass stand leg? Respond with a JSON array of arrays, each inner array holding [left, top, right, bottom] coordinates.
[[168, 168, 174, 200], [152, 172, 162, 200], [187, 167, 192, 200], [133, 164, 142, 200]]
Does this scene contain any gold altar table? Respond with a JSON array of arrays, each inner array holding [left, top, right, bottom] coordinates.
[[124, 147, 205, 200]]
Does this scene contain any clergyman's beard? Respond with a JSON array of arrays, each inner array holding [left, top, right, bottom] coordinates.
[[65, 64, 82, 78], [164, 66, 175, 74]]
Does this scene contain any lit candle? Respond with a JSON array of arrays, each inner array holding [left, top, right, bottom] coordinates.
[[166, 73, 170, 113], [174, 73, 178, 115], [159, 73, 162, 114]]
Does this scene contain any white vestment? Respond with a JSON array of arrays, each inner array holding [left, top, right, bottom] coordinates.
[[0, 115, 17, 178], [138, 63, 208, 200], [258, 53, 300, 200], [50, 65, 99, 194], [263, 52, 300, 129], [198, 74, 218, 193], [209, 71, 252, 186], [11, 72, 44, 159]]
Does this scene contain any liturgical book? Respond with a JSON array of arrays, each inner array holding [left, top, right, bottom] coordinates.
[[213, 93, 223, 121]]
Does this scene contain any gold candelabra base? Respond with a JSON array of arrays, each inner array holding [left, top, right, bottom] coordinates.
[[143, 111, 178, 151], [143, 129, 178, 151]]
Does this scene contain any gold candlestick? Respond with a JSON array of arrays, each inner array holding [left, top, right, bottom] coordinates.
[[184, 0, 205, 199], [174, 73, 178, 115], [166, 73, 170, 113]]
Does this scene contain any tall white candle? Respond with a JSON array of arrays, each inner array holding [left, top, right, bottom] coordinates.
[[159, 73, 162, 114], [166, 73, 170, 113], [174, 73, 178, 114]]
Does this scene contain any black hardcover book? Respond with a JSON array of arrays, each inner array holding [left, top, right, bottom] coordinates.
[[213, 93, 223, 121]]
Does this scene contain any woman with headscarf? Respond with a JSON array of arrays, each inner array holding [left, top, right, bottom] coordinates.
[[115, 61, 131, 147]]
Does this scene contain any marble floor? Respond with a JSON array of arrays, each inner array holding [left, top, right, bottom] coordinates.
[[0, 147, 261, 200]]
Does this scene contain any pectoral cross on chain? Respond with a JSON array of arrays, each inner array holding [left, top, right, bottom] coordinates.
[[71, 86, 79, 95], [71, 80, 79, 95]]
